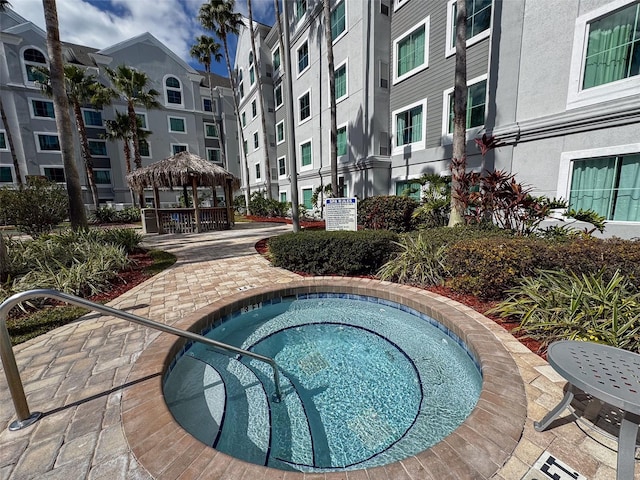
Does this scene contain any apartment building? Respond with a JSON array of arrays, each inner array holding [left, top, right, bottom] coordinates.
[[0, 8, 240, 207], [236, 0, 640, 238]]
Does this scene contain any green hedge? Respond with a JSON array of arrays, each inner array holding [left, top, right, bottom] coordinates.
[[268, 230, 399, 276], [357, 196, 418, 233]]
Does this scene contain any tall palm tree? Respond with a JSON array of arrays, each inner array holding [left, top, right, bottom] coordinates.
[[448, 0, 468, 227], [42, 0, 87, 230], [190, 35, 227, 167], [36, 64, 116, 208], [247, 0, 273, 199], [103, 111, 150, 205], [105, 64, 160, 206], [199, 0, 251, 214], [322, 0, 338, 197], [0, 0, 22, 186]]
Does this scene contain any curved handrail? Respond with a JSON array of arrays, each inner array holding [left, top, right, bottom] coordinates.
[[0, 289, 282, 431]]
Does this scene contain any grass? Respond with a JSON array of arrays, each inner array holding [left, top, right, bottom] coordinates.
[[6, 248, 176, 345]]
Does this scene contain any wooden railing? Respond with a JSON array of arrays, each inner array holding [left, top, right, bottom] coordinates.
[[157, 207, 230, 234]]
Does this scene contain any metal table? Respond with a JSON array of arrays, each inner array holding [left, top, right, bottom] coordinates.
[[534, 340, 640, 480]]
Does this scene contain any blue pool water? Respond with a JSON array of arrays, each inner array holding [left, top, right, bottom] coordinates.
[[163, 296, 482, 472]]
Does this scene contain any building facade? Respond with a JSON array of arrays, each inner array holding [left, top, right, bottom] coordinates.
[[0, 9, 240, 208], [235, 0, 640, 238]]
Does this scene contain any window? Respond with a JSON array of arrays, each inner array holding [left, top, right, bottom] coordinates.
[[381, 2, 390, 15], [0, 132, 6, 150], [243, 140, 248, 154], [276, 120, 285, 144], [393, 18, 429, 83], [88, 140, 107, 156], [43, 167, 65, 183], [274, 84, 283, 108], [445, 76, 487, 134], [165, 76, 183, 105], [379, 61, 389, 89], [0, 167, 12, 183], [298, 41, 309, 75], [238, 70, 245, 98], [83, 109, 102, 127], [94, 170, 111, 185], [255, 162, 261, 180], [278, 156, 286, 176], [139, 139, 151, 157], [251, 99, 257, 118], [172, 144, 188, 154], [273, 47, 281, 70], [337, 125, 347, 156], [392, 99, 427, 153], [254, 131, 259, 149], [379, 131, 389, 155], [36, 134, 60, 152], [31, 99, 55, 118], [569, 153, 640, 221], [331, 1, 346, 41], [205, 123, 218, 138], [168, 117, 186, 133], [335, 62, 347, 101], [207, 148, 221, 163], [23, 47, 47, 83], [242, 111, 247, 127], [203, 98, 213, 112], [136, 113, 148, 130], [446, 0, 492, 56], [584, 2, 640, 89], [394, 0, 410, 11], [395, 180, 422, 202], [302, 187, 313, 209], [296, 0, 307, 21], [280, 191, 287, 202], [300, 140, 312, 167], [299, 91, 311, 123], [250, 66, 255, 85]]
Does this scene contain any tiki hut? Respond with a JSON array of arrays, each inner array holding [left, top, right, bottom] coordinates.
[[126, 151, 240, 234]]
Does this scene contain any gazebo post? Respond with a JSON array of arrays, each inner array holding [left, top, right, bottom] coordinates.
[[153, 187, 164, 234], [225, 179, 233, 228], [192, 177, 201, 233]]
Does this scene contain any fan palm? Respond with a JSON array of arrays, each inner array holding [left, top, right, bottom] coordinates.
[[322, 0, 338, 197], [198, 0, 251, 213]]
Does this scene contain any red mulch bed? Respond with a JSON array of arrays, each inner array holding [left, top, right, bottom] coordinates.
[[88, 251, 155, 304], [246, 216, 326, 229], [254, 237, 544, 358]]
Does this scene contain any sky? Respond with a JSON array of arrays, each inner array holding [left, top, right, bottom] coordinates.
[[10, 0, 277, 77]]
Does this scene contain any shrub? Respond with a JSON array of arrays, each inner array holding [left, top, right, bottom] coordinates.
[[378, 233, 448, 286], [358, 196, 418, 232], [268, 230, 399, 276], [489, 270, 640, 352], [445, 236, 547, 299], [91, 206, 141, 224], [248, 191, 290, 217], [0, 177, 68, 237]]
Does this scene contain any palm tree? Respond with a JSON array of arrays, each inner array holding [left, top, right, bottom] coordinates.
[[0, 0, 22, 186], [104, 111, 149, 204], [42, 0, 87, 230], [36, 65, 116, 208], [448, 0, 468, 227], [247, 0, 273, 199], [199, 0, 251, 214], [322, 0, 338, 197], [105, 64, 160, 206], [190, 35, 227, 167]]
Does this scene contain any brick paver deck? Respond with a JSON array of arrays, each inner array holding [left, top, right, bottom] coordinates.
[[0, 222, 631, 479]]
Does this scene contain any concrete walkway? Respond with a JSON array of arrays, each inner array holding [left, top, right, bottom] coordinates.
[[0, 222, 630, 479]]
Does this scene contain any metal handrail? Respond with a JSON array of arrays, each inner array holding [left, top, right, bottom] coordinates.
[[0, 289, 283, 431]]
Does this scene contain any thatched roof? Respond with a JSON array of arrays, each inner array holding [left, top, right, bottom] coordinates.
[[126, 151, 240, 191]]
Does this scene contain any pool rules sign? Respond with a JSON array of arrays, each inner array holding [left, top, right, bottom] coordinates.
[[325, 198, 357, 231]]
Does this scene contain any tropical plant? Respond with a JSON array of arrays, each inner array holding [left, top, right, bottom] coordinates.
[[35, 64, 116, 208], [489, 269, 640, 352], [199, 0, 252, 213], [322, 0, 339, 197], [42, 0, 87, 230], [378, 233, 448, 286], [105, 64, 160, 206], [448, 0, 468, 227], [412, 173, 451, 228]]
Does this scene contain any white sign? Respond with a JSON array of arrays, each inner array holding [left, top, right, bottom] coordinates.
[[325, 197, 357, 231]]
